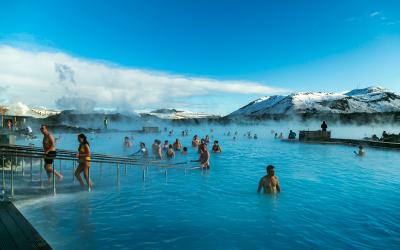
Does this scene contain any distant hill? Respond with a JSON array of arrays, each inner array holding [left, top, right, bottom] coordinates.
[[229, 87, 400, 116]]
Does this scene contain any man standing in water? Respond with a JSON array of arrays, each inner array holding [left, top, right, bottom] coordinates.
[[257, 165, 280, 194], [104, 116, 108, 130], [40, 125, 63, 183], [321, 121, 328, 132]]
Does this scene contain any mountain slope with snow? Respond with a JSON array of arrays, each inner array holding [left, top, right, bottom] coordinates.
[[141, 109, 220, 120], [229, 87, 400, 116]]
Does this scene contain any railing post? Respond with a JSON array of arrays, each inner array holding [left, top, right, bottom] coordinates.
[[184, 168, 187, 176], [165, 168, 168, 182], [124, 163, 127, 175], [117, 163, 120, 185], [2, 155, 5, 200], [72, 160, 75, 183], [30, 144, 34, 182], [30, 156, 33, 182], [59, 160, 62, 174], [11, 155, 14, 198], [21, 156, 24, 176], [142, 167, 146, 181], [40, 158, 43, 188], [52, 162, 56, 196]]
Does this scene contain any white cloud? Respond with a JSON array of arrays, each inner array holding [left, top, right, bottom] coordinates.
[[370, 11, 380, 17], [0, 45, 286, 114]]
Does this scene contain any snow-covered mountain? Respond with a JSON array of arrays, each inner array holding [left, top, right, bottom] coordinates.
[[141, 109, 219, 120], [229, 87, 400, 116]]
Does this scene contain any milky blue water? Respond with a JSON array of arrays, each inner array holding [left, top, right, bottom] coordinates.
[[13, 124, 400, 249]]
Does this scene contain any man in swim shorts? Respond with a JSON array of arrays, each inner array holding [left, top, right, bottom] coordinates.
[[257, 165, 280, 194], [41, 125, 63, 183]]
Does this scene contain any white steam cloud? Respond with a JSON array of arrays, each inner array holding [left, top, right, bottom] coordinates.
[[0, 45, 287, 114]]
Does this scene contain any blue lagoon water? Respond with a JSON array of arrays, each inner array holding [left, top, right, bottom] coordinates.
[[13, 125, 400, 249]]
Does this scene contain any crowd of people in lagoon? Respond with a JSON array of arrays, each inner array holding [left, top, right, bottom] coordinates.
[[122, 130, 225, 170], [37, 123, 282, 193], [11, 119, 380, 194]]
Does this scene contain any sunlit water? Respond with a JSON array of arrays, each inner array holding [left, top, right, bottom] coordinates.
[[12, 124, 400, 249]]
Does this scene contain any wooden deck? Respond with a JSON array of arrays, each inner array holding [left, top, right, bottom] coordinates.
[[0, 201, 51, 250]]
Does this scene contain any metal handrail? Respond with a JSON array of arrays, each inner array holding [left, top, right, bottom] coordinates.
[[0, 144, 143, 163], [0, 144, 204, 200]]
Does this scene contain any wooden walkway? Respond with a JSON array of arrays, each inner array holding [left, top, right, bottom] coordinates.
[[0, 201, 51, 250]]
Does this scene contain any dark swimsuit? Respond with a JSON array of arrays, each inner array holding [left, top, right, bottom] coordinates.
[[45, 151, 57, 164]]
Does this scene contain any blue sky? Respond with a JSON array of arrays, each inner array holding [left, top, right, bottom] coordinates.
[[1, 0, 400, 114]]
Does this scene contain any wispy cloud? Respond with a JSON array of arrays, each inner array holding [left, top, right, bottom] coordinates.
[[370, 11, 380, 17], [0, 45, 287, 114], [346, 11, 399, 26]]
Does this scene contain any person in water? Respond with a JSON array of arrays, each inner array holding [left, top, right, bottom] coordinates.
[[7, 119, 13, 131], [192, 143, 210, 169], [75, 134, 93, 188], [123, 136, 132, 148], [173, 138, 182, 151], [198, 139, 206, 153], [155, 140, 162, 159], [288, 130, 297, 140], [103, 116, 108, 130], [166, 144, 175, 159], [182, 147, 188, 155], [257, 165, 281, 194], [278, 132, 283, 139], [152, 140, 162, 159], [321, 121, 328, 132], [192, 135, 200, 147], [354, 145, 365, 156], [163, 140, 169, 151], [212, 140, 222, 153], [40, 125, 63, 183], [132, 142, 149, 157], [205, 135, 210, 144], [254, 134, 258, 139]]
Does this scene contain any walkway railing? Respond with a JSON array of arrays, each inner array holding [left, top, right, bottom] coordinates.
[[0, 144, 201, 200]]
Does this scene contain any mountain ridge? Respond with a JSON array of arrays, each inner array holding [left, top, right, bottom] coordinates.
[[229, 86, 400, 117]]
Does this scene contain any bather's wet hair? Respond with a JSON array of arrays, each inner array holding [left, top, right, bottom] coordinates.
[[78, 133, 90, 146], [266, 165, 274, 172]]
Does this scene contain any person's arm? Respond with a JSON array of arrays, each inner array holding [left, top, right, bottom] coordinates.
[[276, 177, 281, 193], [257, 178, 263, 193]]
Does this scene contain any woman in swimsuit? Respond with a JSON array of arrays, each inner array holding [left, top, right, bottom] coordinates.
[[75, 134, 93, 188]]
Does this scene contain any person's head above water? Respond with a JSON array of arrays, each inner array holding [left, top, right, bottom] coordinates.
[[214, 140, 219, 145], [183, 147, 188, 152], [164, 140, 168, 144], [140, 142, 145, 148], [124, 136, 129, 141], [359, 145, 363, 150], [40, 124, 49, 135], [266, 165, 275, 176], [78, 133, 89, 145]]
